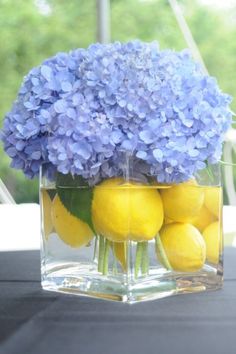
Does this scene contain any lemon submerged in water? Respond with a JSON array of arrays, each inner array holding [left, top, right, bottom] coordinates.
[[191, 204, 217, 232], [159, 223, 206, 272], [205, 187, 222, 218], [202, 221, 222, 264], [160, 180, 204, 223], [92, 178, 164, 242], [52, 195, 94, 248]]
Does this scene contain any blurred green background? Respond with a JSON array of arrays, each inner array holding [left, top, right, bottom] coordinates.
[[0, 0, 235, 203]]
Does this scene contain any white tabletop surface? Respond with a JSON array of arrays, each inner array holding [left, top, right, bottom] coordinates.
[[0, 204, 236, 251], [0, 204, 40, 251]]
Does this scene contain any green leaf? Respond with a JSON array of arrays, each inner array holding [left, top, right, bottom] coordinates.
[[56, 172, 95, 233], [56, 172, 88, 187]]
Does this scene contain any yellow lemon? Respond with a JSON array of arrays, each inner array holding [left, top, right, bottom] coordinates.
[[159, 223, 206, 272], [42, 190, 53, 239], [205, 187, 222, 218], [113, 242, 127, 270], [164, 217, 174, 225], [92, 178, 164, 242], [160, 180, 204, 222], [191, 205, 217, 232], [52, 195, 94, 248], [202, 221, 222, 264]]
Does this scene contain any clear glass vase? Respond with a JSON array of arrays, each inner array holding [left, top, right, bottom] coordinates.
[[40, 162, 223, 303]]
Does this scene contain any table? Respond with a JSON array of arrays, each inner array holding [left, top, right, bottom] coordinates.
[[1, 249, 236, 354]]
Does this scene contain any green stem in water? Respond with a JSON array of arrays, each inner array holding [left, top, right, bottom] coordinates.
[[111, 242, 118, 276], [141, 242, 149, 275], [98, 235, 105, 273], [93, 236, 98, 262], [103, 239, 111, 275], [205, 162, 214, 183], [135, 242, 143, 278], [155, 235, 172, 271]]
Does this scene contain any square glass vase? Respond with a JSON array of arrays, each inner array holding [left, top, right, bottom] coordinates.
[[40, 163, 223, 303]]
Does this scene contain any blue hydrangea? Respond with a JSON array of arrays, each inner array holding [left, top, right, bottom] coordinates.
[[0, 40, 232, 183]]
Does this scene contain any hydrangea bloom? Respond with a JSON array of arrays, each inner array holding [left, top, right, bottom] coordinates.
[[0, 41, 232, 183]]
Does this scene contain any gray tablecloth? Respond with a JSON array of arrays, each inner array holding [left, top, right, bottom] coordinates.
[[0, 248, 236, 354]]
